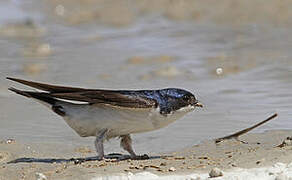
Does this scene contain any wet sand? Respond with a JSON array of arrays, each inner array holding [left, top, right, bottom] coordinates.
[[1, 130, 292, 179]]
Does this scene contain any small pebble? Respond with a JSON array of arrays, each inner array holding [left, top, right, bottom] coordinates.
[[160, 162, 167, 166], [35, 172, 47, 180], [231, 163, 237, 167], [216, 67, 223, 75], [6, 139, 15, 144], [256, 161, 261, 165], [169, 167, 176, 172], [209, 168, 223, 178]]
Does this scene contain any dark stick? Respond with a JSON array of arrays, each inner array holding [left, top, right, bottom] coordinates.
[[215, 113, 278, 144]]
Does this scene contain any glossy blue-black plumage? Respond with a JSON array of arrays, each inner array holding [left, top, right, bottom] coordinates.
[[118, 88, 197, 115]]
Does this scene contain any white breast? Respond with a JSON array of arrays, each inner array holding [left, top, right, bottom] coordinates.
[[60, 102, 194, 138]]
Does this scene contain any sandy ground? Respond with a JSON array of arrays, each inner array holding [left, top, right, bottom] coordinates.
[[1, 130, 292, 180], [1, 1, 292, 179]]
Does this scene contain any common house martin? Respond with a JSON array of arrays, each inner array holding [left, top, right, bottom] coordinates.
[[7, 77, 203, 160]]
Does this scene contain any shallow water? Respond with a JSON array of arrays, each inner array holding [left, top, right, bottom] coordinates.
[[0, 0, 292, 154]]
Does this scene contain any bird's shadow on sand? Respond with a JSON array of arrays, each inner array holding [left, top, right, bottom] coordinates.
[[7, 153, 163, 164]]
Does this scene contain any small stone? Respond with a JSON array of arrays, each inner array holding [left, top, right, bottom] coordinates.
[[160, 162, 167, 166], [209, 168, 223, 178], [216, 67, 223, 75], [55, 169, 61, 173], [35, 172, 47, 180], [169, 167, 176, 172], [6, 139, 15, 144], [231, 163, 237, 167], [256, 161, 261, 165]]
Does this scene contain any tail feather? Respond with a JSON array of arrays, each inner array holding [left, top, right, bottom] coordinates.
[[8, 87, 56, 105], [6, 77, 87, 93], [8, 87, 31, 98], [8, 87, 66, 116]]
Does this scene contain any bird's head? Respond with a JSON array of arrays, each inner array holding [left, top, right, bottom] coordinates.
[[157, 88, 203, 115]]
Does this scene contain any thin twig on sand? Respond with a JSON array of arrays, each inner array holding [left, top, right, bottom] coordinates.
[[215, 113, 278, 144]]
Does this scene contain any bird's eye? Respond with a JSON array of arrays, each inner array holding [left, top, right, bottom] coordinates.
[[183, 95, 189, 101]]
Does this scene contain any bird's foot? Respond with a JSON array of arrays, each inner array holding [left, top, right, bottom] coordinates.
[[103, 153, 150, 161], [131, 154, 150, 160]]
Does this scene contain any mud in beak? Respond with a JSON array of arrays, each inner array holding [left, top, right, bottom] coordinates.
[[194, 101, 203, 108]]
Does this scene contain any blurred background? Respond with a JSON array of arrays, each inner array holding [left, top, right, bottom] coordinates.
[[1, 0, 292, 154]]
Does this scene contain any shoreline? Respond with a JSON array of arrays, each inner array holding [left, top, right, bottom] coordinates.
[[1, 129, 292, 179]]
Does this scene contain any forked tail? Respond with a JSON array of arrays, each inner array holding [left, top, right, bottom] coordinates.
[[8, 87, 66, 116]]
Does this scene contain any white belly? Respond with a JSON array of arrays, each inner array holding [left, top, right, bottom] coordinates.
[[60, 102, 194, 138]]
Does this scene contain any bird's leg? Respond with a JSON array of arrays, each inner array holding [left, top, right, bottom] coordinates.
[[120, 134, 136, 158], [120, 134, 150, 160], [95, 129, 108, 160]]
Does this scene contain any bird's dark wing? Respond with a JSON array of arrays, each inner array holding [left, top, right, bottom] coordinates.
[[7, 77, 157, 108], [51, 91, 157, 108]]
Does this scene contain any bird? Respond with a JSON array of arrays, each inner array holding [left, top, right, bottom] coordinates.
[[7, 77, 203, 160]]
